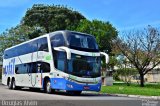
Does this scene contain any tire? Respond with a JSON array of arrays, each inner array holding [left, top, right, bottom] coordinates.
[[12, 79, 21, 90], [12, 80, 16, 90], [45, 80, 54, 94], [8, 80, 12, 89]]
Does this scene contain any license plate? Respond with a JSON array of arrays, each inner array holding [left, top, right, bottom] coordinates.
[[84, 86, 90, 90]]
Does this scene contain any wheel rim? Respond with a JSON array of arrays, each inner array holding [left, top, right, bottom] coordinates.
[[12, 81, 15, 89], [8, 81, 12, 88], [46, 82, 51, 93]]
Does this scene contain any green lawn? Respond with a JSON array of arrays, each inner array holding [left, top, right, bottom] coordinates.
[[101, 83, 160, 96]]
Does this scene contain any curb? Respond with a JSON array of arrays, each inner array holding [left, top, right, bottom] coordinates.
[[115, 94, 160, 100], [83, 92, 160, 100]]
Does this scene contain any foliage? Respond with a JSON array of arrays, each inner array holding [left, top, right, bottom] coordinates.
[[116, 68, 137, 76], [0, 25, 34, 61], [113, 72, 121, 81], [0, 4, 118, 71], [74, 19, 118, 69], [114, 26, 160, 87], [108, 56, 118, 69], [75, 19, 118, 53], [116, 68, 138, 86], [0, 4, 85, 58], [22, 4, 85, 33]]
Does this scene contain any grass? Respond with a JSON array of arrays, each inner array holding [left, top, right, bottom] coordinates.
[[101, 83, 160, 96]]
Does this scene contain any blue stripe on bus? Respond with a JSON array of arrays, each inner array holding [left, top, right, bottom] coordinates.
[[48, 78, 101, 92]]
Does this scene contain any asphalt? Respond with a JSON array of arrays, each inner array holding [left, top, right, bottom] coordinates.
[[0, 82, 159, 106]]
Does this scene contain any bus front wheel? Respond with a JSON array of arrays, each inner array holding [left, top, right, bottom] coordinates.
[[45, 80, 54, 94]]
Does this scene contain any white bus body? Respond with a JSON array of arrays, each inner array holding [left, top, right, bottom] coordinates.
[[2, 30, 109, 94]]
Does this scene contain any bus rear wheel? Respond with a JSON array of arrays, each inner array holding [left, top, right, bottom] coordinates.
[[8, 80, 12, 89], [11, 79, 21, 90]]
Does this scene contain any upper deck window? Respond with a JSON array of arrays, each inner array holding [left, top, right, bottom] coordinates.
[[50, 33, 65, 47], [4, 37, 48, 59], [67, 33, 99, 52]]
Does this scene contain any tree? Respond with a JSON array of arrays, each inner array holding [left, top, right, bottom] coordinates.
[[115, 26, 160, 87], [75, 19, 118, 53], [116, 55, 138, 86], [22, 4, 85, 33], [0, 25, 36, 60], [74, 19, 118, 70], [116, 68, 138, 86]]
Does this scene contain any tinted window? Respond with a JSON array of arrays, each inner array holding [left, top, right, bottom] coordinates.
[[53, 51, 66, 72], [15, 62, 50, 74], [40, 62, 50, 72], [67, 54, 101, 78], [67, 33, 99, 52], [4, 37, 48, 59], [15, 64, 28, 74], [29, 62, 50, 73], [31, 62, 37, 73], [51, 33, 65, 47], [38, 37, 48, 52], [30, 40, 38, 53]]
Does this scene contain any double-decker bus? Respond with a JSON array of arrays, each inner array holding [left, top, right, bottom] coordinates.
[[2, 30, 109, 95]]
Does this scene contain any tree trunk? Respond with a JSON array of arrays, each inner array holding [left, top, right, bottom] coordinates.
[[140, 73, 144, 87]]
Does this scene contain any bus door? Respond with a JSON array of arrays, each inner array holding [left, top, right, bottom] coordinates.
[[36, 62, 43, 88], [29, 62, 43, 88], [30, 62, 37, 87]]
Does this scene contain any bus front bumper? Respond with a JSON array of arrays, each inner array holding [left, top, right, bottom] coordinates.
[[50, 78, 101, 92]]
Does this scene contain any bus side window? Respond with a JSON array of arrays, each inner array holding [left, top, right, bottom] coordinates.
[[31, 63, 37, 73], [15, 67, 19, 74], [4, 51, 8, 59], [53, 51, 65, 72], [15, 64, 28, 74], [51, 33, 65, 47], [30, 40, 38, 53], [38, 37, 49, 52], [40, 62, 50, 73]]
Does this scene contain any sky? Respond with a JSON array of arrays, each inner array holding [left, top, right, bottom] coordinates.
[[0, 0, 160, 33]]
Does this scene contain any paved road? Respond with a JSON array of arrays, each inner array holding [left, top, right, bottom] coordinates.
[[0, 84, 158, 106], [0, 84, 134, 100]]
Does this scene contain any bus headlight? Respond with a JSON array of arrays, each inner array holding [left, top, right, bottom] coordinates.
[[98, 79, 102, 83], [95, 79, 102, 83]]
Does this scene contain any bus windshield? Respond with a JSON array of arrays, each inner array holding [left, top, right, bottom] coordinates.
[[67, 54, 101, 78], [67, 33, 99, 52]]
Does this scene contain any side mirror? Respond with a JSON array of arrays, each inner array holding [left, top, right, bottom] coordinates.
[[100, 52, 109, 64], [54, 47, 71, 60]]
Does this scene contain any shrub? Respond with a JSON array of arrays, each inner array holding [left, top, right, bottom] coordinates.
[[116, 68, 138, 86]]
